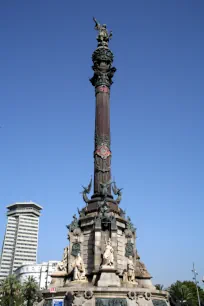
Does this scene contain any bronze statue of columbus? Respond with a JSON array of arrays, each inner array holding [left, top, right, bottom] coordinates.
[[93, 17, 112, 47]]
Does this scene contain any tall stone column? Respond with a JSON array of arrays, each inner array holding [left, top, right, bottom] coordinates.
[[90, 23, 116, 199]]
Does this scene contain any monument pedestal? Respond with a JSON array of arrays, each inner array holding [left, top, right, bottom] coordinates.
[[65, 279, 89, 287], [41, 286, 169, 306], [49, 271, 67, 288], [97, 266, 120, 287]]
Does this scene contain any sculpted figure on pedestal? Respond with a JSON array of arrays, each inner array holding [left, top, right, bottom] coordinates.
[[100, 180, 114, 204], [102, 238, 114, 267], [56, 261, 64, 272], [126, 216, 136, 233], [81, 177, 92, 205], [122, 256, 137, 284], [56, 246, 68, 272], [72, 253, 86, 281], [127, 256, 135, 283], [98, 203, 114, 224], [112, 182, 123, 205], [67, 214, 79, 232]]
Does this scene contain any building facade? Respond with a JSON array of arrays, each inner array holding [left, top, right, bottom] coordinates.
[[14, 261, 59, 290], [0, 202, 42, 280]]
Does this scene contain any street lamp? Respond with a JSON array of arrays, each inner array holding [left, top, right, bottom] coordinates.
[[192, 262, 201, 306]]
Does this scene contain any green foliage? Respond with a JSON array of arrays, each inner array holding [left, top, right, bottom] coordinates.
[[182, 281, 204, 306], [168, 280, 204, 306], [0, 275, 41, 306], [22, 276, 40, 306], [0, 275, 24, 306]]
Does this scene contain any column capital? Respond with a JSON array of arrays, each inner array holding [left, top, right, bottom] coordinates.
[[90, 47, 116, 88]]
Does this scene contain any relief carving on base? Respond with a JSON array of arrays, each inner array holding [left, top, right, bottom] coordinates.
[[125, 240, 134, 258], [96, 298, 127, 306], [136, 292, 153, 306], [127, 291, 136, 300], [71, 291, 94, 306], [84, 290, 94, 300], [73, 292, 86, 306]]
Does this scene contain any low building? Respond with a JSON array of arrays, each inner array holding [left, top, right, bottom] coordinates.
[[14, 261, 59, 290]]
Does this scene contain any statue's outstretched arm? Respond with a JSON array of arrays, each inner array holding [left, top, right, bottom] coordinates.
[[93, 17, 100, 30]]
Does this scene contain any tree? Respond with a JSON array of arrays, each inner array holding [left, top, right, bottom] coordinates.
[[0, 275, 23, 306], [182, 281, 204, 306], [168, 281, 196, 306], [155, 284, 164, 291], [22, 276, 40, 306]]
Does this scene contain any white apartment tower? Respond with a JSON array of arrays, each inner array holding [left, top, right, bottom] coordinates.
[[0, 202, 42, 280]]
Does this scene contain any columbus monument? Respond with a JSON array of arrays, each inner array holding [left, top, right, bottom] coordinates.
[[42, 19, 169, 306]]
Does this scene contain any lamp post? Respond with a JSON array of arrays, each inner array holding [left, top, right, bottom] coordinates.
[[39, 265, 43, 289], [192, 262, 201, 306], [45, 262, 49, 289]]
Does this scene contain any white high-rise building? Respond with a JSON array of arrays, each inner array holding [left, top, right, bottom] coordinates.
[[0, 202, 42, 280]]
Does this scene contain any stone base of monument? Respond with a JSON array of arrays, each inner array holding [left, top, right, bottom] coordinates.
[[65, 279, 89, 287], [40, 286, 170, 306], [97, 266, 121, 287], [122, 281, 139, 288], [137, 279, 156, 290], [49, 272, 67, 288]]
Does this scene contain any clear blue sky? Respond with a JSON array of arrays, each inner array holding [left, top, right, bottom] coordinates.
[[0, 1, 203, 287]]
